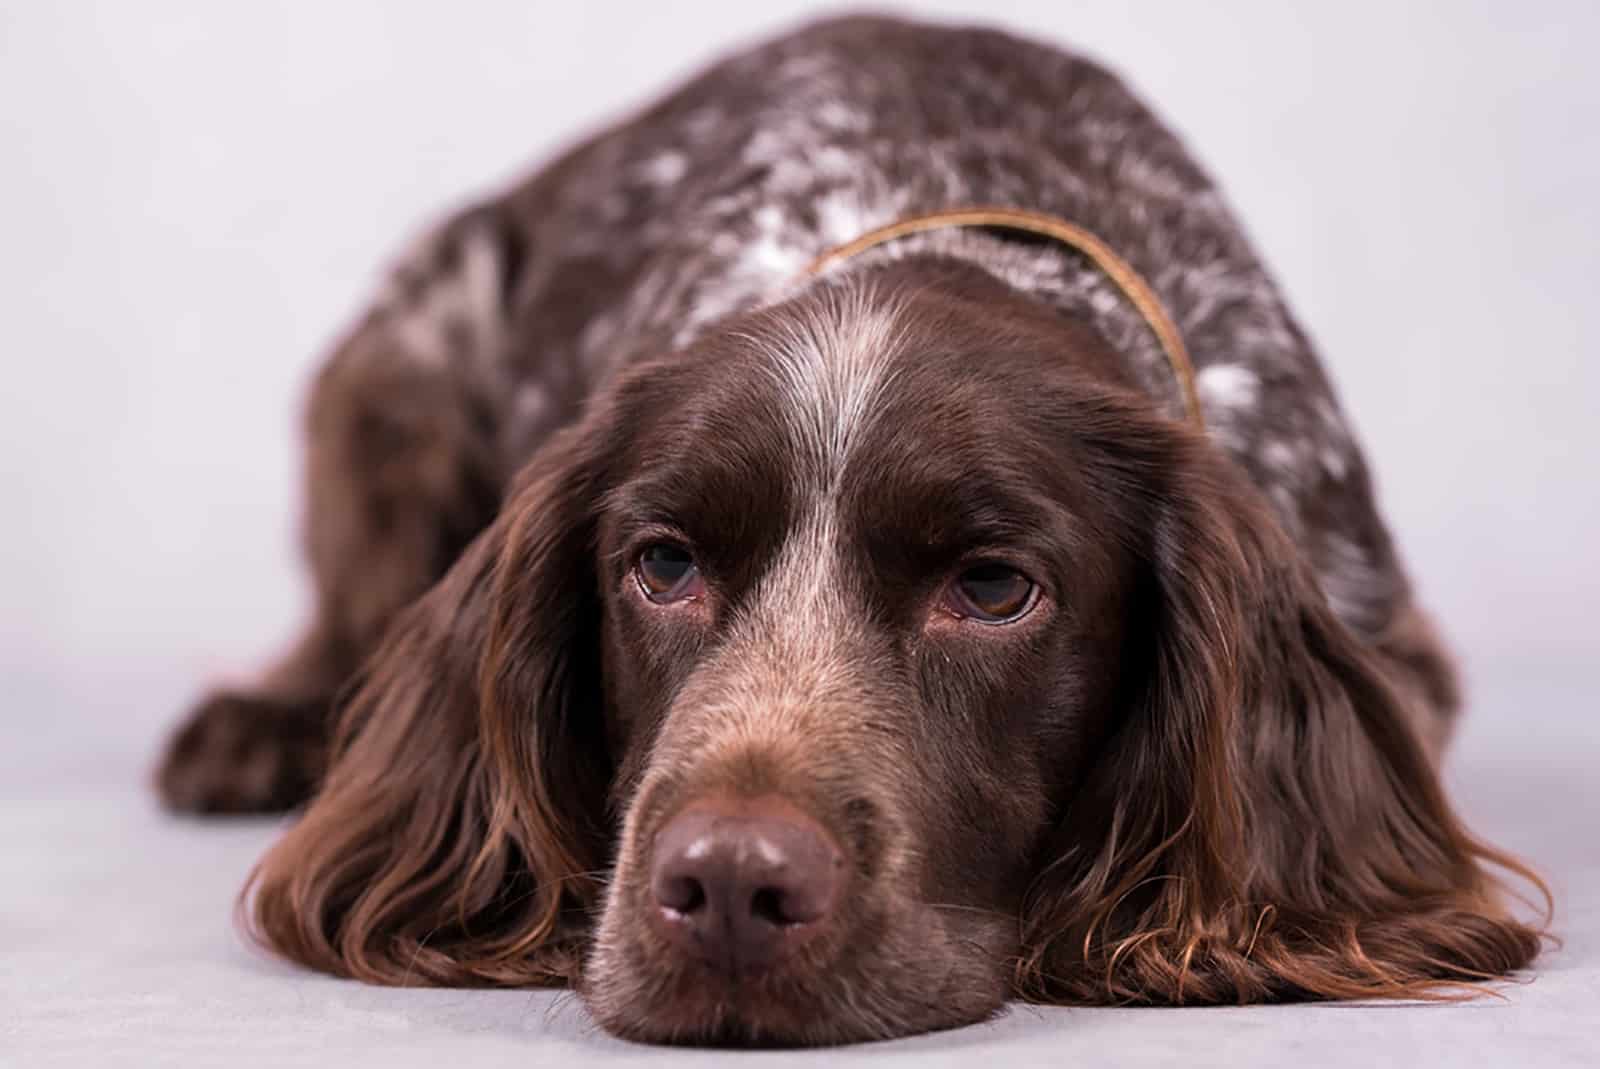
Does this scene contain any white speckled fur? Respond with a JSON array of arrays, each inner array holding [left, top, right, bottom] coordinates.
[[338, 15, 1406, 641], [746, 281, 909, 500]]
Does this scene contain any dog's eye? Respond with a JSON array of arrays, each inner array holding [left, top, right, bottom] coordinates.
[[945, 562, 1037, 623], [636, 542, 702, 602]]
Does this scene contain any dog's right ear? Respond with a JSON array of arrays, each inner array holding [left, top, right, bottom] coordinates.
[[246, 416, 615, 987], [1015, 398, 1546, 1004]]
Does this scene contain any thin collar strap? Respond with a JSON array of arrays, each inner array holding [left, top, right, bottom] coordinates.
[[805, 206, 1203, 429]]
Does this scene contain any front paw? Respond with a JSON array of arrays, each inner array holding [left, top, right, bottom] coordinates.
[[156, 692, 328, 815]]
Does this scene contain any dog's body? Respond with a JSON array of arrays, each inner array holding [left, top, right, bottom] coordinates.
[[158, 16, 1538, 1046]]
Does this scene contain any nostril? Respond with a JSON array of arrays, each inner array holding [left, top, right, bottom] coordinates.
[[658, 874, 706, 915], [749, 886, 787, 926]]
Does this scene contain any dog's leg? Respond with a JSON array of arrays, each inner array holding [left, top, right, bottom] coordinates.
[[1369, 599, 1462, 762], [158, 212, 518, 814], [155, 629, 352, 816]]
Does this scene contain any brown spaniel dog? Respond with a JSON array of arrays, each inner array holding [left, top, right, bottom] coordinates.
[[157, 15, 1544, 1046]]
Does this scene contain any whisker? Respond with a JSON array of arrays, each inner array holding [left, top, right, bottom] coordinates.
[[921, 901, 1012, 923]]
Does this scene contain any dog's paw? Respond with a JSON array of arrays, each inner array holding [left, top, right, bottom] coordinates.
[[156, 692, 328, 815]]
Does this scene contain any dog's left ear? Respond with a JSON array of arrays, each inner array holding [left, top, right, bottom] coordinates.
[[1016, 406, 1545, 1004]]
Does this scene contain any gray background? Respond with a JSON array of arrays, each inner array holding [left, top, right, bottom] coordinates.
[[2, 2, 1595, 1066]]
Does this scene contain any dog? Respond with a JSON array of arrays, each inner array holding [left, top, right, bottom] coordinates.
[[156, 15, 1544, 1046]]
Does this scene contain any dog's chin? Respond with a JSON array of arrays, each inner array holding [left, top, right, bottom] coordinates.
[[581, 905, 1011, 1046], [582, 960, 1006, 1048]]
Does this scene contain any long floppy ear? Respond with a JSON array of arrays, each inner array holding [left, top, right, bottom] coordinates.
[[1017, 409, 1546, 1004], [246, 423, 613, 986]]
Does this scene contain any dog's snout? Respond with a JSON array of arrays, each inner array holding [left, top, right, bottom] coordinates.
[[649, 797, 844, 973]]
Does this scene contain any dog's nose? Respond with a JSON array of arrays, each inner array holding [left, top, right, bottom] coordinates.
[[649, 797, 844, 973]]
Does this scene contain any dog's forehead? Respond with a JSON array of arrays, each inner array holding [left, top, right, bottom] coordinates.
[[607, 270, 1112, 590], [632, 280, 1088, 578], [746, 281, 916, 491], [629, 276, 1082, 523], [619, 282, 915, 506]]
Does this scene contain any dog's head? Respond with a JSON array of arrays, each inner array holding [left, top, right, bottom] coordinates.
[[248, 259, 1540, 1045]]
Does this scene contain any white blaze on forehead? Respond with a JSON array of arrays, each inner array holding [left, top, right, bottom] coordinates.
[[727, 281, 912, 666], [756, 280, 910, 496]]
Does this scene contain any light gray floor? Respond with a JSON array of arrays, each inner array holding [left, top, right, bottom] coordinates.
[[5, 669, 1595, 1068]]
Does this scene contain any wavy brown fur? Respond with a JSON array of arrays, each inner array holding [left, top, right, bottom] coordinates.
[[1011, 419, 1547, 1004], [245, 426, 613, 987]]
